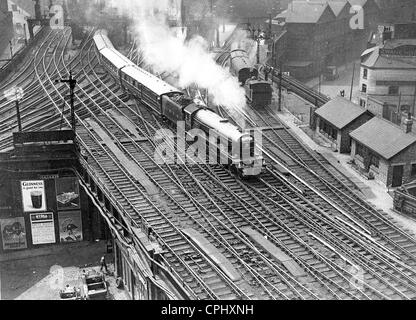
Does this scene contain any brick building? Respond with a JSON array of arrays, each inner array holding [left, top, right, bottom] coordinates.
[[376, 0, 416, 23], [350, 115, 416, 187], [0, 0, 13, 58], [273, 0, 379, 79], [359, 36, 416, 119], [274, 1, 339, 79], [314, 97, 373, 153]]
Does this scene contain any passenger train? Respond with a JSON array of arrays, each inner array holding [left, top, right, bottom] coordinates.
[[230, 43, 273, 108], [93, 30, 265, 177]]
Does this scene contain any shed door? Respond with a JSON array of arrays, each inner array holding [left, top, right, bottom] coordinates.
[[392, 165, 404, 187]]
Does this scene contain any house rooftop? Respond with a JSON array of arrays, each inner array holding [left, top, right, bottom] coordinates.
[[350, 117, 416, 160], [315, 97, 369, 130]]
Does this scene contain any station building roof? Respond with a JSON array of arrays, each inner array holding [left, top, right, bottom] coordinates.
[[309, 0, 351, 17], [275, 1, 334, 24], [315, 97, 369, 130], [361, 39, 416, 69], [350, 117, 416, 160]]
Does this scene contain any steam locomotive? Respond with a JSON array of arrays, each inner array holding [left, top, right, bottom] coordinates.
[[230, 43, 272, 108], [93, 30, 265, 177]]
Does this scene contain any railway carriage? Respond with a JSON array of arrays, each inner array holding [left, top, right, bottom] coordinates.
[[245, 79, 273, 108], [93, 30, 115, 51], [121, 65, 183, 115], [230, 47, 258, 84], [229, 44, 272, 108], [93, 30, 265, 177]]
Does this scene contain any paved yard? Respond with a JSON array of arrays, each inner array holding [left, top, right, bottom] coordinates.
[[0, 241, 128, 300], [305, 60, 362, 104]]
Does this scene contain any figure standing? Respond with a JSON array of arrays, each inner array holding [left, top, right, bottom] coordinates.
[[100, 255, 108, 273]]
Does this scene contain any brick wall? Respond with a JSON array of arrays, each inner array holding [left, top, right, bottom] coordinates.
[[339, 113, 373, 153], [0, 0, 13, 57], [360, 65, 416, 113], [351, 137, 416, 186]]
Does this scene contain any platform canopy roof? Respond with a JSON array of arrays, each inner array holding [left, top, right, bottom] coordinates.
[[350, 117, 416, 160], [315, 97, 369, 130]]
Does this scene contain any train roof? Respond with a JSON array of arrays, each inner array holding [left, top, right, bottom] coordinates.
[[100, 47, 132, 70], [122, 65, 182, 96], [230, 55, 256, 73], [194, 109, 247, 142], [93, 30, 114, 51]]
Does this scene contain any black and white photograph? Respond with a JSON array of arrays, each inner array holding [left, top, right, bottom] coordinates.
[[56, 177, 80, 209], [0, 0, 416, 312]]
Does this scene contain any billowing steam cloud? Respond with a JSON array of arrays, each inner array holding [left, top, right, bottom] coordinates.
[[108, 0, 246, 112]]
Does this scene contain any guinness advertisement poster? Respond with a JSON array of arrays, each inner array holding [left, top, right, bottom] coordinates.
[[0, 217, 27, 251], [58, 211, 83, 243], [56, 178, 80, 210], [30, 213, 56, 245], [21, 180, 47, 212]]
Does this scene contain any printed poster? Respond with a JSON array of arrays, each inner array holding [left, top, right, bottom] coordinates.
[[58, 211, 83, 243], [21, 180, 47, 212], [55, 178, 80, 210], [1, 217, 27, 250], [30, 213, 56, 245]]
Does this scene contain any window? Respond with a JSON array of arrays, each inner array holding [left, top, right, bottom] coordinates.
[[388, 86, 399, 95], [401, 105, 410, 113], [362, 84, 367, 93], [412, 164, 416, 177], [363, 68, 368, 79], [369, 152, 379, 168], [360, 99, 366, 107], [356, 143, 365, 157]]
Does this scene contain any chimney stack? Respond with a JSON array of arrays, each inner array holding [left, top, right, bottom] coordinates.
[[403, 112, 413, 134]]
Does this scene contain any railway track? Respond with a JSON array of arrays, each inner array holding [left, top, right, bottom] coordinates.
[[2, 28, 416, 299], [91, 33, 412, 297]]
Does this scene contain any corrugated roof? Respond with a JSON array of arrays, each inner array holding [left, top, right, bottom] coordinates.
[[315, 97, 368, 129], [350, 117, 416, 159], [276, 1, 330, 23]]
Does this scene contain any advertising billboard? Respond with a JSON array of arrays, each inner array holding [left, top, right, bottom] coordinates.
[[30, 213, 56, 245], [21, 180, 47, 212], [55, 178, 80, 210], [0, 217, 27, 251], [58, 211, 83, 243]]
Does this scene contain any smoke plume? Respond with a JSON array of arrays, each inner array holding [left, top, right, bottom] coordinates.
[[108, 0, 246, 112]]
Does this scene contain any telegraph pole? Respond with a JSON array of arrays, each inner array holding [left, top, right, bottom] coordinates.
[[349, 61, 356, 101], [278, 63, 283, 112], [412, 81, 416, 116], [57, 71, 77, 134], [15, 100, 22, 132], [256, 38, 260, 64], [9, 41, 13, 59]]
